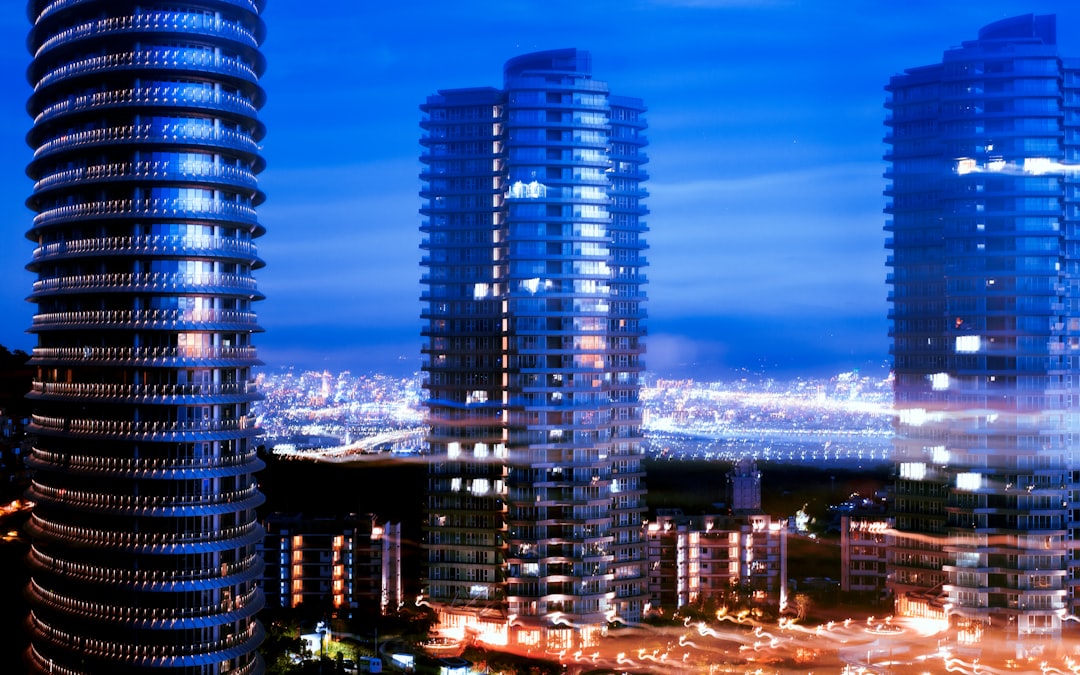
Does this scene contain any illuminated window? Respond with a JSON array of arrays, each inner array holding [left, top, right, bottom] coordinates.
[[900, 462, 927, 480], [956, 335, 981, 353], [899, 408, 927, 426], [931, 446, 950, 465], [930, 372, 949, 391], [956, 472, 982, 491]]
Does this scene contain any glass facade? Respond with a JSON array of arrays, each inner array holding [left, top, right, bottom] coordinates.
[[420, 49, 649, 649], [23, 1, 267, 672], [886, 14, 1080, 641]]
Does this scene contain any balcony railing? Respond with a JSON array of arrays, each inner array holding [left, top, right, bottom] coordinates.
[[28, 612, 263, 664], [34, 11, 258, 59], [32, 234, 259, 262], [30, 413, 257, 438], [32, 197, 258, 228], [33, 120, 259, 160], [29, 512, 261, 549], [28, 545, 260, 586], [30, 380, 258, 400], [34, 0, 264, 25], [28, 579, 261, 625], [33, 271, 259, 295], [29, 480, 261, 513], [26, 449, 262, 479], [30, 308, 259, 329], [35, 47, 257, 92], [34, 159, 257, 193], [31, 345, 259, 363]]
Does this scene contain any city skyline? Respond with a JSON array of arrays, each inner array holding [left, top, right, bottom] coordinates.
[[2, 2, 1080, 379]]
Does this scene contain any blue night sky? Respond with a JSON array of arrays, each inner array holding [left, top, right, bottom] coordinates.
[[1, 1, 1078, 378]]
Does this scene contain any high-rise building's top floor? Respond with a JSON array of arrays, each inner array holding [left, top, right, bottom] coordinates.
[[504, 48, 592, 78], [970, 13, 1055, 46], [421, 48, 645, 116], [888, 14, 1064, 88]]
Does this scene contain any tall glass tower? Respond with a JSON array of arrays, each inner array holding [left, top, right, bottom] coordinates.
[[886, 14, 1080, 643], [419, 49, 649, 650], [23, 1, 267, 672]]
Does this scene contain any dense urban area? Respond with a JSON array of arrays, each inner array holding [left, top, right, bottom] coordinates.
[[255, 367, 894, 467], [2, 360, 902, 672]]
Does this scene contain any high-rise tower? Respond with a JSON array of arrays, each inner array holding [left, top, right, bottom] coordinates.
[[886, 14, 1079, 642], [419, 49, 649, 650], [23, 1, 267, 672]]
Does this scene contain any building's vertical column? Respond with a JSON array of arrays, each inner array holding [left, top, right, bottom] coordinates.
[[420, 88, 510, 630], [938, 33, 1069, 637], [885, 63, 952, 610], [502, 50, 621, 648], [608, 95, 650, 626], [1064, 57, 1080, 617], [22, 1, 268, 673]]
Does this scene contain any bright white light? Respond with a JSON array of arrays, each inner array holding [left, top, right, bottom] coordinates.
[[956, 472, 982, 491], [956, 158, 976, 175], [930, 372, 950, 391], [931, 445, 950, 465], [900, 462, 927, 480], [508, 179, 547, 199], [447, 442, 460, 459], [955, 335, 981, 353], [899, 408, 927, 426], [988, 157, 1006, 172], [1024, 157, 1055, 175]]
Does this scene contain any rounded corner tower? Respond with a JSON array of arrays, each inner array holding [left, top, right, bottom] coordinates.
[[22, 1, 268, 672]]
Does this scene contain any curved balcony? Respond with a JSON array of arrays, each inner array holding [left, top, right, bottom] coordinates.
[[28, 480, 264, 517], [31, 271, 262, 298], [33, 47, 258, 93], [28, 613, 264, 668], [29, 413, 259, 442], [30, 234, 261, 266], [32, 197, 258, 230], [28, 580, 262, 629], [28, 545, 263, 591], [33, 11, 259, 60], [29, 308, 260, 331], [32, 122, 260, 164], [33, 160, 259, 195], [31, 0, 266, 25], [29, 380, 260, 405], [27, 513, 263, 553], [27, 451, 251, 478], [29, 345, 261, 366]]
